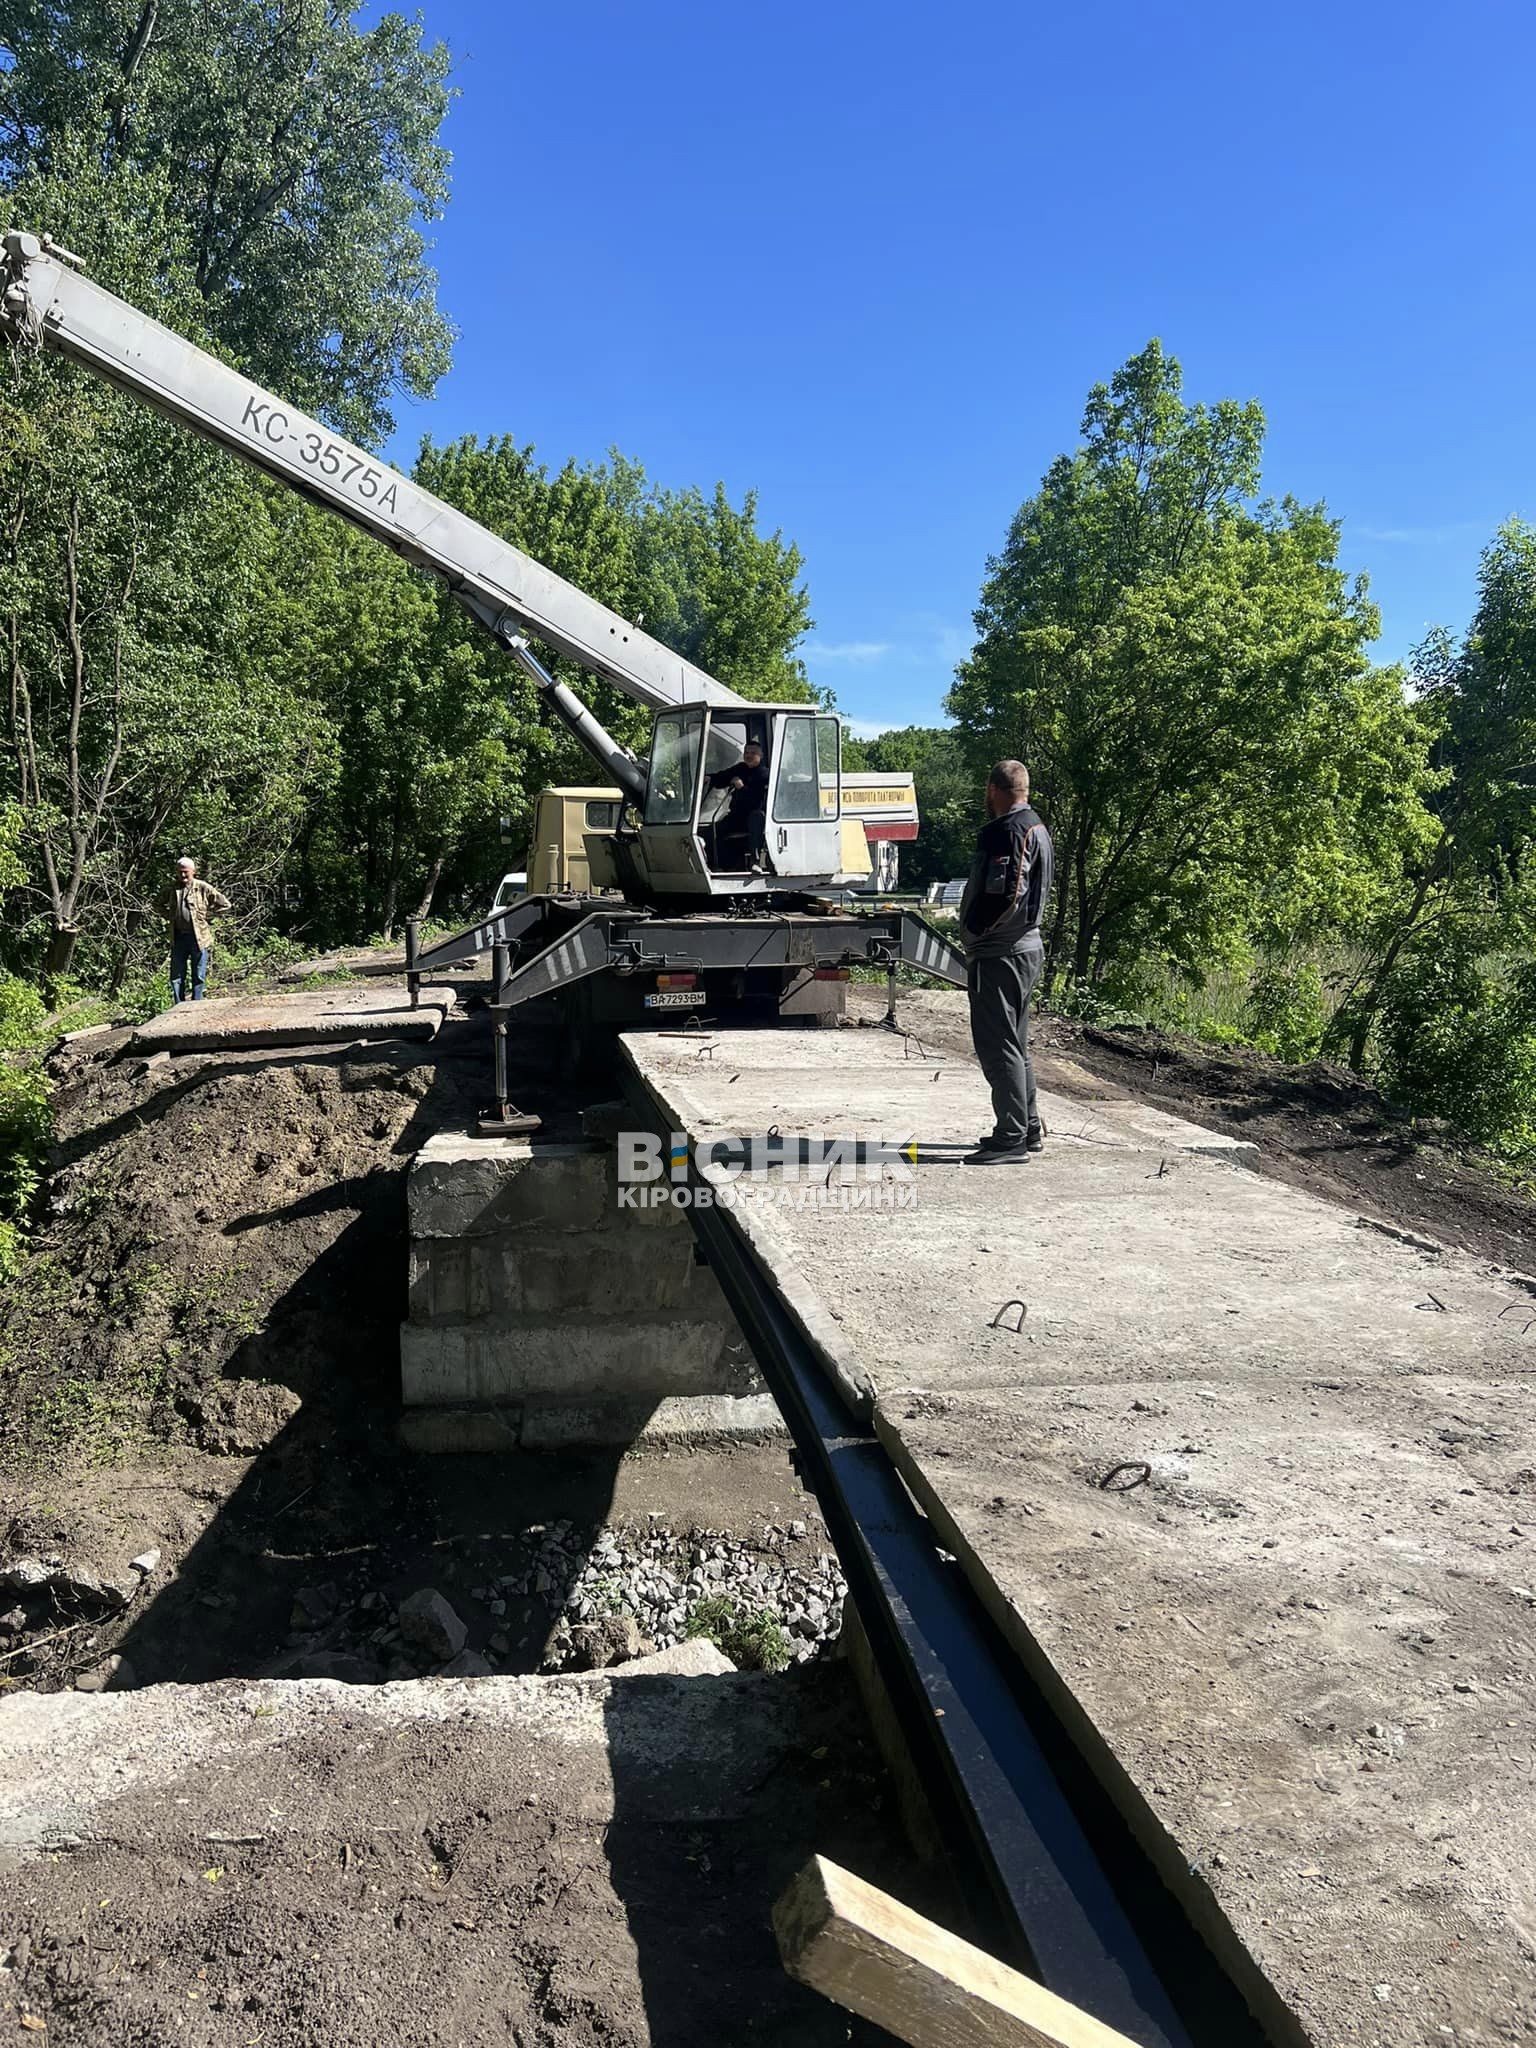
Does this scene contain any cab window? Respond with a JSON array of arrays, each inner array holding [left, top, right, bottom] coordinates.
[[645, 714, 703, 825], [774, 715, 840, 822]]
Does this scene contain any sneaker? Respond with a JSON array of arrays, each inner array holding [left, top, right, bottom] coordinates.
[[1025, 1119, 1047, 1154], [965, 1141, 1030, 1165]]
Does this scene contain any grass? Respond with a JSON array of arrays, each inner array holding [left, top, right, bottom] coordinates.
[[7, 1351, 170, 1464], [684, 1594, 792, 1673]]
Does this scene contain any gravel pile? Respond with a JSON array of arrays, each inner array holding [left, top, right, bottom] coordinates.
[[6, 1520, 850, 1690], [478, 1517, 848, 1671]]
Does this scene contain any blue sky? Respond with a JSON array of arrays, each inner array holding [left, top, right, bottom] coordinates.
[[385, 0, 1535, 738]]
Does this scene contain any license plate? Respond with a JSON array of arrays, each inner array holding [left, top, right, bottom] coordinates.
[[643, 990, 707, 1010]]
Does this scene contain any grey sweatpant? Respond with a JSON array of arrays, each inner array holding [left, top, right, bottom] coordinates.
[[967, 942, 1044, 1143]]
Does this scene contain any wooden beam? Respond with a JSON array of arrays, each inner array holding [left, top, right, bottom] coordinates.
[[773, 1855, 1148, 2048]]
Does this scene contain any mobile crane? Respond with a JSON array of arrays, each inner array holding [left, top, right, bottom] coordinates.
[[0, 229, 965, 1102]]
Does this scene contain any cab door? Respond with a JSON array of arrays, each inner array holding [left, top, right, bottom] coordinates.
[[767, 713, 842, 879]]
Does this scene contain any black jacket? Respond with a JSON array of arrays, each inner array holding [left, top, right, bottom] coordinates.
[[707, 759, 769, 826], [960, 802, 1053, 956]]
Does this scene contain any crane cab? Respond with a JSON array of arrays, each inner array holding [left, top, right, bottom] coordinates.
[[595, 703, 863, 901], [616, 702, 870, 902]]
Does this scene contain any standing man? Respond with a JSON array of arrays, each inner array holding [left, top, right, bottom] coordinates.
[[704, 739, 770, 870], [160, 856, 231, 1003], [960, 760, 1053, 1165]]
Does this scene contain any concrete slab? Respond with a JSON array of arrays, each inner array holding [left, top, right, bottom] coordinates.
[[131, 982, 457, 1052], [278, 946, 408, 980], [623, 1024, 1258, 1160], [0, 1667, 788, 1857], [621, 1025, 1536, 2047]]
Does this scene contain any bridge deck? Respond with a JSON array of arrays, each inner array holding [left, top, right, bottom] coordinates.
[[621, 1017, 1536, 2048]]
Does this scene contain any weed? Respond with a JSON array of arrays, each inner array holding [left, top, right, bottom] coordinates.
[[684, 1594, 791, 1673]]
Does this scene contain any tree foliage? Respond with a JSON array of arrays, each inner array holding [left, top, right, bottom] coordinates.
[[0, 159, 343, 981], [0, 0, 454, 441], [949, 342, 1437, 993], [841, 724, 975, 889], [1337, 520, 1536, 1091]]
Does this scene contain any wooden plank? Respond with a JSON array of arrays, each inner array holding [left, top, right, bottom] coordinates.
[[773, 1855, 1147, 2048]]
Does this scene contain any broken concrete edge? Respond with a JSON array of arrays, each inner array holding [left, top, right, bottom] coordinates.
[[0, 1656, 763, 1857], [396, 1393, 786, 1455], [1109, 1101, 1262, 1162], [869, 1403, 1312, 2048], [1352, 1210, 1536, 1291], [616, 1040, 876, 1418]]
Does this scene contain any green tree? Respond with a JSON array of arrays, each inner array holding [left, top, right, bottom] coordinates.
[[0, 2, 454, 980], [949, 342, 1433, 992], [1335, 519, 1536, 1075], [0, 170, 331, 981], [841, 725, 976, 889], [604, 454, 814, 705], [0, 0, 453, 441]]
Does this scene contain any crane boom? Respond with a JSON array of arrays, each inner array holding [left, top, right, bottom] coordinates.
[[0, 231, 746, 714]]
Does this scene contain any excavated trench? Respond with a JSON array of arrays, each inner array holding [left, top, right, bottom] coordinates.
[[0, 990, 950, 2044]]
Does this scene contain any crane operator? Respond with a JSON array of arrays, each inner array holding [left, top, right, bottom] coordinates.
[[705, 740, 770, 870]]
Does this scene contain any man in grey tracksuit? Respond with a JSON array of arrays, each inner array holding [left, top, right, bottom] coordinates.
[[959, 759, 1053, 1165]]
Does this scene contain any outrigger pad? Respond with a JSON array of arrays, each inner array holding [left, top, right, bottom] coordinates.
[[477, 1109, 543, 1136]]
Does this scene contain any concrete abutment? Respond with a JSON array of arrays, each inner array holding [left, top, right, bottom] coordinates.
[[400, 1132, 777, 1450]]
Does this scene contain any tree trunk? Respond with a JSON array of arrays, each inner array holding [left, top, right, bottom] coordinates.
[[44, 924, 78, 981], [1071, 829, 1094, 984], [1340, 833, 1450, 1070], [414, 850, 445, 924], [1042, 806, 1075, 995], [107, 2, 158, 149]]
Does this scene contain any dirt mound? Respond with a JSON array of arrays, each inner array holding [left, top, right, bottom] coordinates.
[[0, 1032, 487, 1468]]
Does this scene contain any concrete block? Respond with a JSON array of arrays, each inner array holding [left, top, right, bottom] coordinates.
[[409, 1231, 697, 1321], [396, 1404, 523, 1454], [683, 1254, 732, 1318], [400, 1313, 738, 1406], [494, 1231, 695, 1315], [710, 1335, 766, 1397], [622, 1190, 704, 1229], [407, 1241, 491, 1321], [520, 1392, 785, 1449], [408, 1135, 610, 1239], [580, 1099, 630, 1141]]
